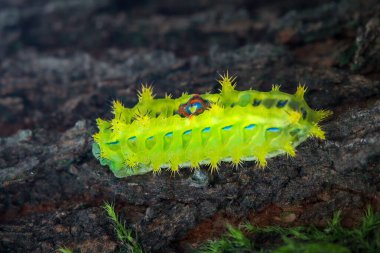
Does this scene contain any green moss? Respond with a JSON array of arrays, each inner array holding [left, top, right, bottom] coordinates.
[[57, 247, 75, 253], [198, 206, 380, 253], [58, 203, 144, 253], [103, 202, 145, 253]]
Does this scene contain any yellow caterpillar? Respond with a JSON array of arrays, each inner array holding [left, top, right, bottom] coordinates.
[[92, 73, 332, 177]]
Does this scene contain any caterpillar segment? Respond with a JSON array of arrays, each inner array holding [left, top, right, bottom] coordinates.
[[92, 73, 332, 177]]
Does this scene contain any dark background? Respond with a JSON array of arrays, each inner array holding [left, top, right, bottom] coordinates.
[[0, 0, 379, 252]]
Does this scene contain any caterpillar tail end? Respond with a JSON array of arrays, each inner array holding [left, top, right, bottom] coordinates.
[[91, 142, 152, 177]]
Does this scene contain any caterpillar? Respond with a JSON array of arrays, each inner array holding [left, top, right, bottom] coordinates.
[[92, 73, 332, 178]]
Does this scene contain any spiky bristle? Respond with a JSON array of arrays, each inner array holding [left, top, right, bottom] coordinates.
[[96, 118, 110, 131], [287, 110, 302, 124], [295, 84, 307, 98], [138, 84, 155, 102], [316, 109, 333, 122], [218, 71, 237, 93], [125, 154, 138, 168], [209, 162, 219, 173], [283, 143, 296, 157], [93, 132, 101, 143], [272, 84, 281, 92], [310, 124, 326, 140], [112, 100, 124, 116], [257, 157, 267, 168], [165, 93, 172, 99]]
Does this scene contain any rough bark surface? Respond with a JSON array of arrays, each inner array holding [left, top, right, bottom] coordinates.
[[0, 0, 379, 252]]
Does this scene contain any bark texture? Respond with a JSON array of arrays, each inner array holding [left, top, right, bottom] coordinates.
[[0, 0, 379, 252]]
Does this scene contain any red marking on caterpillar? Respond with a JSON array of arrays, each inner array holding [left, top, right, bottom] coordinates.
[[178, 95, 210, 117]]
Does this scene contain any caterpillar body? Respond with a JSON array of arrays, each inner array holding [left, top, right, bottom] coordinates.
[[92, 73, 332, 178]]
